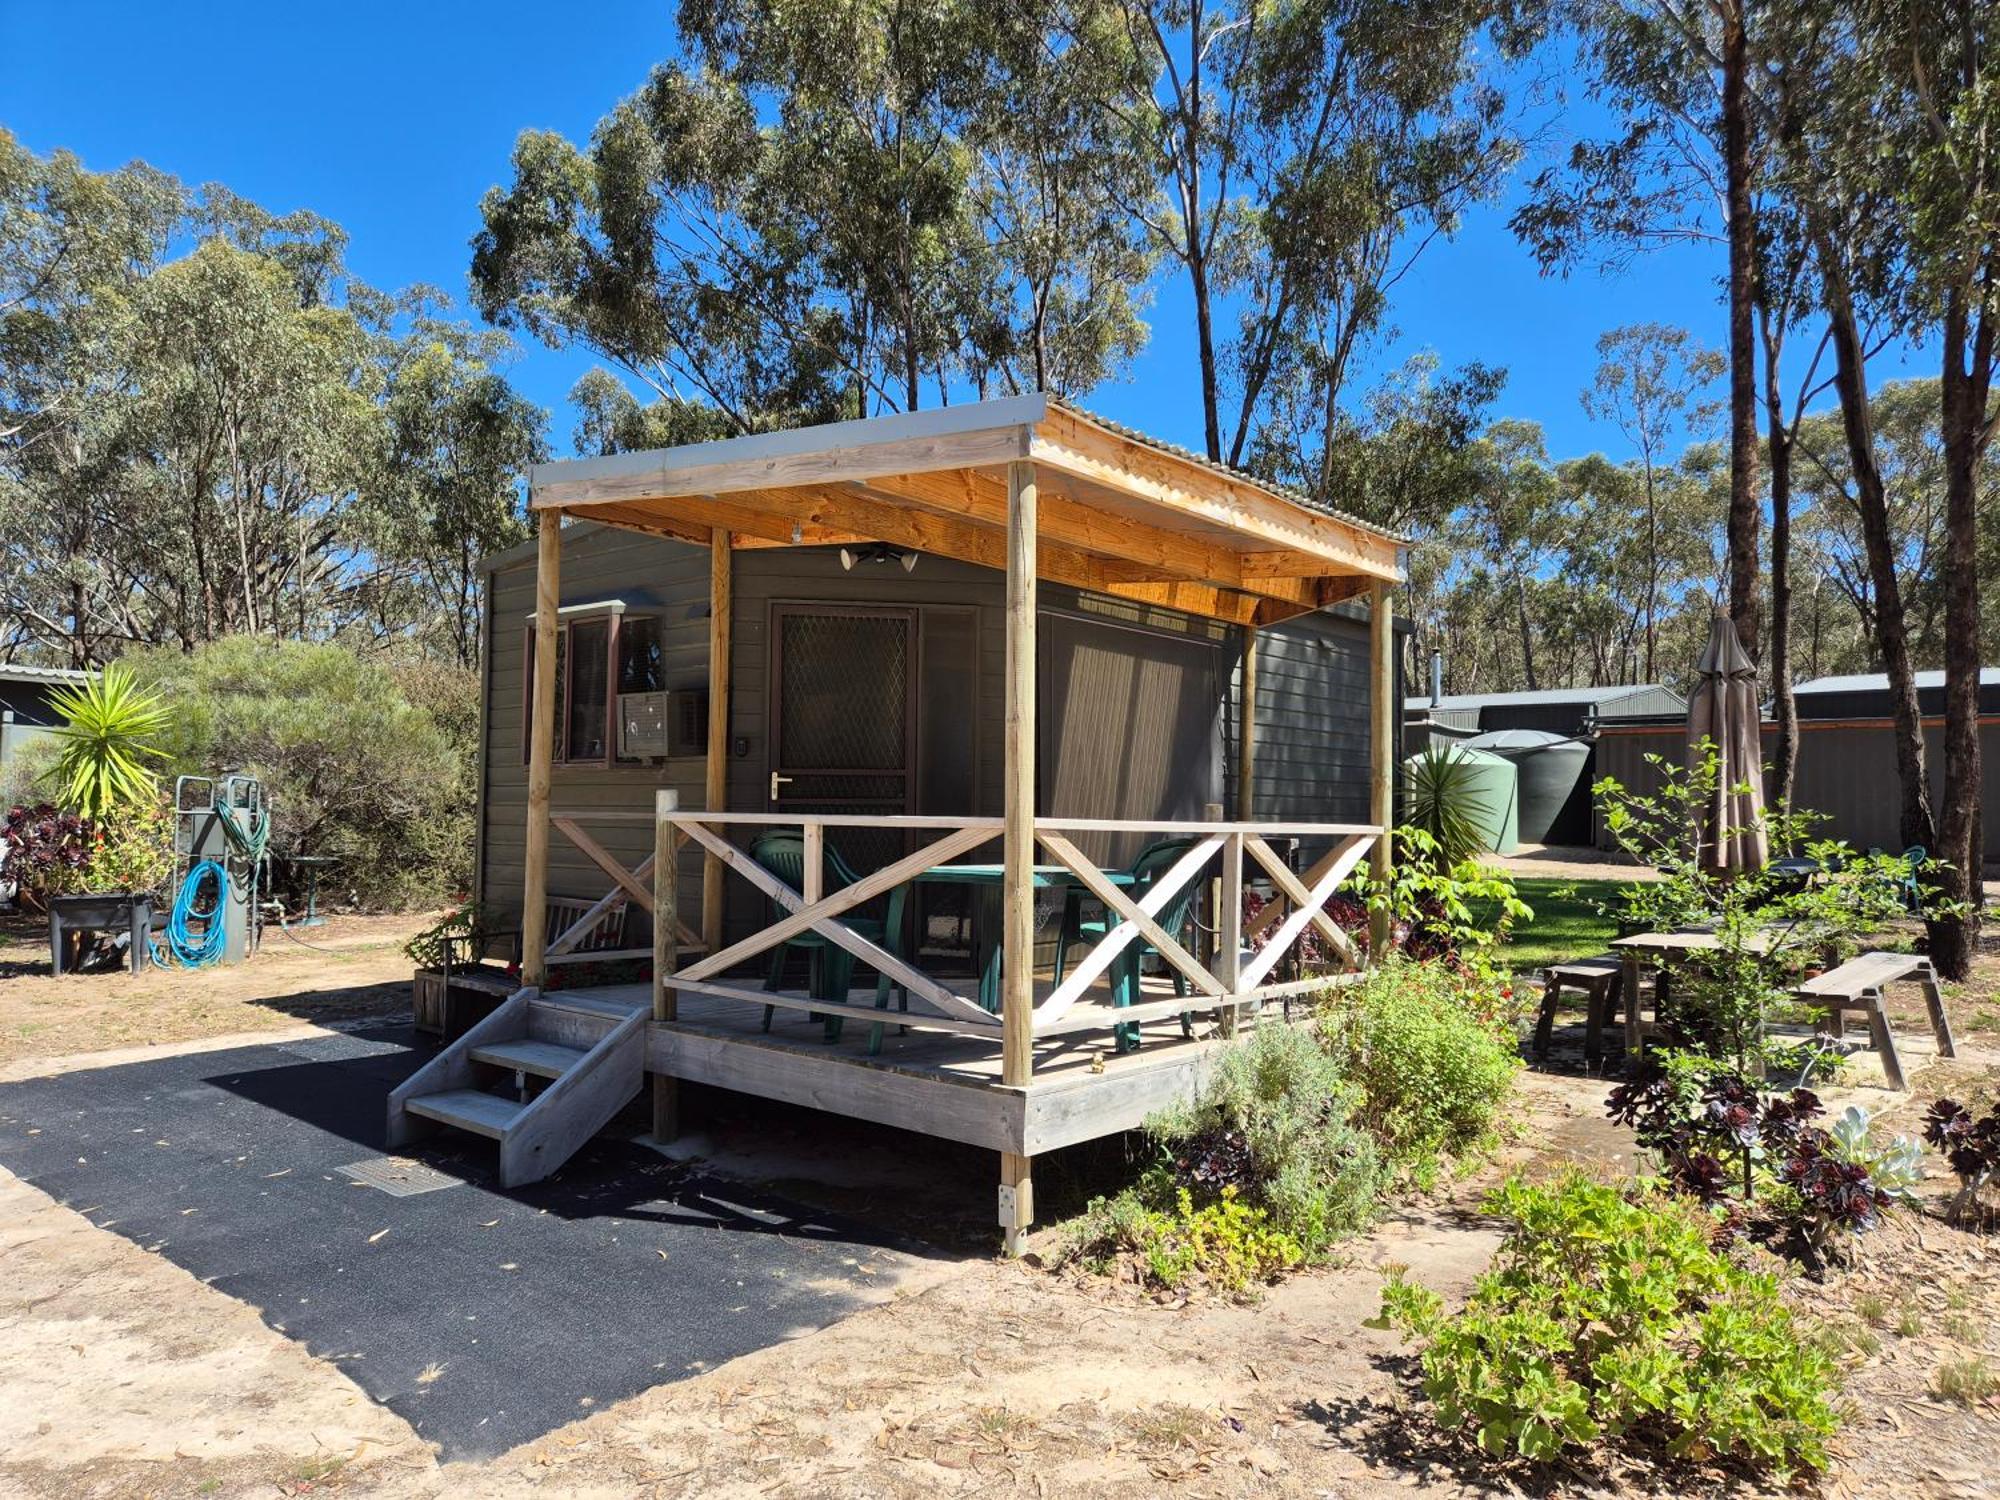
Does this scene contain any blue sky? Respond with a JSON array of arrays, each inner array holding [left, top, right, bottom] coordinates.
[[4, 0, 1928, 464]]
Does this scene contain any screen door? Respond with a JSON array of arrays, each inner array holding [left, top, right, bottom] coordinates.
[[768, 605, 917, 875]]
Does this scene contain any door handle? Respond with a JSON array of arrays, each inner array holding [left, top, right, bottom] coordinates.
[[769, 772, 794, 802]]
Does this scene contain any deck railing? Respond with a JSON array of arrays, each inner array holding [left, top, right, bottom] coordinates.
[[647, 794, 1380, 1052]]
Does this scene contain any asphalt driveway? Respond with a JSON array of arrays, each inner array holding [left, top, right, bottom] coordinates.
[[0, 1023, 940, 1460]]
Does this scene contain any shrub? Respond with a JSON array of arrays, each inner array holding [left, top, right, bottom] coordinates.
[[1064, 1023, 1387, 1289], [1320, 960, 1521, 1187], [1083, 1186, 1308, 1293], [1608, 1052, 1911, 1259], [1377, 1171, 1841, 1478], [1147, 1021, 1387, 1255], [1349, 827, 1534, 963], [1922, 1097, 2000, 1223], [1, 797, 174, 908], [125, 636, 473, 909]]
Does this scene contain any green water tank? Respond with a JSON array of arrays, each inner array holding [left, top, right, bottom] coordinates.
[[1402, 743, 1520, 856], [1466, 729, 1593, 845]]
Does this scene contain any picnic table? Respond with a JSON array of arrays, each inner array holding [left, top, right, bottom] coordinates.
[[1609, 928, 1781, 1057], [916, 863, 1136, 1013]]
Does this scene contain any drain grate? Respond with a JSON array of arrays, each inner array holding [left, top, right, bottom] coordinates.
[[339, 1156, 463, 1198]]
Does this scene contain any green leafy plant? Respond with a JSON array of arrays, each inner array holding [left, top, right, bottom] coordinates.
[[405, 901, 507, 971], [1319, 960, 1521, 1188], [43, 663, 169, 818], [1376, 1171, 1841, 1477], [1090, 1186, 1309, 1293], [1595, 748, 1938, 1073], [1062, 1024, 1386, 1285], [1351, 826, 1533, 963], [1402, 743, 1489, 871]]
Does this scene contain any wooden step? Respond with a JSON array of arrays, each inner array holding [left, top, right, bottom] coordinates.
[[471, 1037, 588, 1079], [535, 991, 648, 1022], [404, 1088, 528, 1140]]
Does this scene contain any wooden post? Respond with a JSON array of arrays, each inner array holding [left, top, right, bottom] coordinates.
[[703, 530, 732, 954], [1002, 458, 1037, 1087], [1203, 800, 1225, 978], [1001, 456, 1036, 1257], [653, 787, 680, 1141], [1000, 1150, 1033, 1259], [521, 508, 561, 988], [1237, 626, 1258, 822], [1368, 579, 1395, 960], [1220, 825, 1244, 1039]]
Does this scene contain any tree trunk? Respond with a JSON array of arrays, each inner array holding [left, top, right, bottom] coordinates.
[[1826, 295, 1936, 855], [1189, 243, 1222, 462], [1929, 291, 1989, 978], [1722, 6, 1762, 657], [1762, 311, 1799, 822], [1516, 574, 1539, 691]]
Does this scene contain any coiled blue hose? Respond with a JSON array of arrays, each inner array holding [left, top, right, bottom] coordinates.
[[152, 858, 230, 968]]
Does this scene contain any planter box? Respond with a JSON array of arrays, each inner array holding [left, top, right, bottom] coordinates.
[[412, 964, 517, 1039], [48, 892, 154, 976]]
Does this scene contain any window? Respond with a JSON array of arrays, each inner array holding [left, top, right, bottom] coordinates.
[[566, 617, 611, 762], [523, 611, 665, 767]]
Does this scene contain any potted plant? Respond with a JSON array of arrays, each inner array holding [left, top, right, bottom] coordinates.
[[12, 664, 175, 973]]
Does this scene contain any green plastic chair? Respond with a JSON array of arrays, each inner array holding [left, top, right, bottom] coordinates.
[[1051, 836, 1205, 1052], [749, 831, 908, 1053]]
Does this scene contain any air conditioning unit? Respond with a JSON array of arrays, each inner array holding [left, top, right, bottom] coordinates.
[[617, 690, 708, 759]]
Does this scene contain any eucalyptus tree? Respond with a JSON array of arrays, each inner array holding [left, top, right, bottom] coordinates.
[[127, 235, 380, 645], [0, 131, 182, 666], [1064, 0, 1535, 470], [1579, 323, 1722, 680], [1753, 0, 1994, 972], [2, 135, 544, 671], [965, 5, 1161, 396], [368, 292, 548, 666], [473, 1, 1156, 423]]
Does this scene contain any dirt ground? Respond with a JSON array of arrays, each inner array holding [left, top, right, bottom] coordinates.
[[0, 910, 438, 1071], [0, 919, 1997, 1498]]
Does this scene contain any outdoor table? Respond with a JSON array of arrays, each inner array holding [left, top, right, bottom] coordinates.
[[916, 863, 1136, 1015], [1610, 928, 1780, 1058]]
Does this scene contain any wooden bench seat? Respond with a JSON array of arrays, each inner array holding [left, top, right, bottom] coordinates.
[[1794, 951, 1956, 1091], [1534, 956, 1631, 1069]]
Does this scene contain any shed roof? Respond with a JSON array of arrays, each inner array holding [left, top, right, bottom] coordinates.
[[0, 663, 92, 686], [525, 394, 1404, 628], [1405, 683, 1681, 713], [1794, 669, 2000, 694]]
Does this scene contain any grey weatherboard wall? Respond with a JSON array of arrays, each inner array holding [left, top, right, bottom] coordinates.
[[1594, 719, 2000, 868], [475, 524, 1383, 937]]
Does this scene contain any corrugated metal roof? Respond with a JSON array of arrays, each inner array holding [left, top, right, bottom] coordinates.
[[1049, 398, 1409, 545], [1404, 684, 1680, 712], [1794, 669, 2000, 693], [0, 663, 92, 684]]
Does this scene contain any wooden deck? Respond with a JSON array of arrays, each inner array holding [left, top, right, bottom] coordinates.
[[537, 976, 1307, 1156]]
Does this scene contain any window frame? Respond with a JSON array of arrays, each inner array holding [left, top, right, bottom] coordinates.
[[523, 604, 659, 771]]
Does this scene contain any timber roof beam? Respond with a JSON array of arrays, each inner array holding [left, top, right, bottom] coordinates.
[[528, 394, 1402, 628]]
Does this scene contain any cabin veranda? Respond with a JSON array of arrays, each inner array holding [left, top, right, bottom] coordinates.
[[408, 393, 1405, 1251]]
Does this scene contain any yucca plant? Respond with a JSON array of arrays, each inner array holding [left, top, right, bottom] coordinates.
[[1402, 743, 1487, 872], [43, 663, 169, 818]]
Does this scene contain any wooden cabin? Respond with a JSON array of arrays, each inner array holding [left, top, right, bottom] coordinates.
[[401, 395, 1403, 1252]]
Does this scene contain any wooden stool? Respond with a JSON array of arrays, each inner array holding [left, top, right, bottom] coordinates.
[[1534, 957, 1626, 1068], [1795, 951, 1957, 1092]]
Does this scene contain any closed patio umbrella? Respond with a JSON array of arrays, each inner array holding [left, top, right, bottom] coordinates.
[[1688, 608, 1768, 874]]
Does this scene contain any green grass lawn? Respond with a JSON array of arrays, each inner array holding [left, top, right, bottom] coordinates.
[[1474, 876, 1628, 972]]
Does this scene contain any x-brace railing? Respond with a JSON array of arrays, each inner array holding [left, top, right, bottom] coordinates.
[[666, 813, 1007, 1036]]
